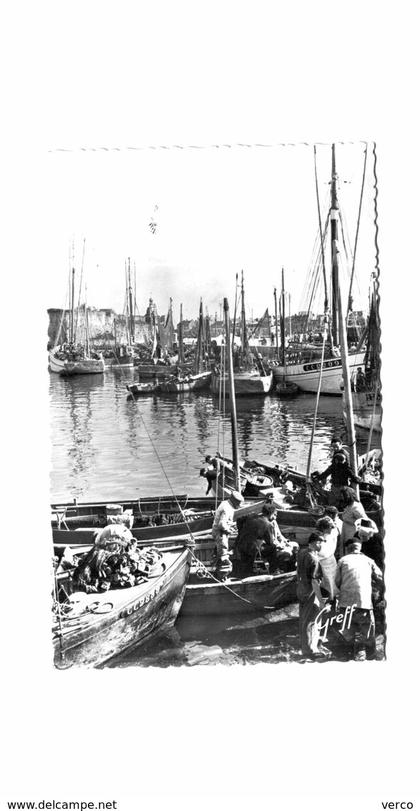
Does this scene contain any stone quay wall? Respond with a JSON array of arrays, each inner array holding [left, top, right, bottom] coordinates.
[[48, 307, 153, 348]]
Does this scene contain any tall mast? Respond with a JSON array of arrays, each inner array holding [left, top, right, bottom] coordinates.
[[240, 270, 248, 362], [288, 292, 292, 337], [232, 272, 239, 354], [127, 257, 135, 344], [84, 284, 90, 356], [281, 267, 286, 366], [70, 266, 75, 345], [178, 303, 185, 364], [274, 287, 279, 359], [205, 309, 211, 359], [195, 299, 204, 374], [224, 297, 240, 491], [330, 144, 340, 348], [333, 155, 359, 491]]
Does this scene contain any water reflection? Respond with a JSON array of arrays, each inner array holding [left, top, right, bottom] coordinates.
[[49, 372, 362, 502]]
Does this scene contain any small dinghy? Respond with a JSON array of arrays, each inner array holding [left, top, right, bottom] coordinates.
[[275, 381, 299, 397], [126, 382, 160, 396]]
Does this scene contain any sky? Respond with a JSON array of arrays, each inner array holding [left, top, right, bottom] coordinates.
[[46, 140, 377, 322]]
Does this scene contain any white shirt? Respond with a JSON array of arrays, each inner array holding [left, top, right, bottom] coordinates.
[[212, 500, 235, 537], [318, 527, 338, 560], [335, 552, 382, 609]]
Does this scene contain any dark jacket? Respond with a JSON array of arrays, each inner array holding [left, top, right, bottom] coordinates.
[[236, 515, 274, 557], [297, 547, 322, 599], [319, 459, 360, 489]]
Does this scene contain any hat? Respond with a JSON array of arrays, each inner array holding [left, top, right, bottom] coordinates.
[[229, 490, 244, 506], [345, 536, 362, 547], [334, 452, 346, 462]]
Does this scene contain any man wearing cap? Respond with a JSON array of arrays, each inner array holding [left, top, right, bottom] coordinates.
[[211, 490, 244, 580], [335, 537, 383, 661]]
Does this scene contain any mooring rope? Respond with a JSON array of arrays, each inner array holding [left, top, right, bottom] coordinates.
[[190, 550, 293, 612]]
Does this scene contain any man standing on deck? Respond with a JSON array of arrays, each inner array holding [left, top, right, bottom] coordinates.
[[313, 452, 361, 506], [335, 538, 383, 661], [211, 490, 244, 580]]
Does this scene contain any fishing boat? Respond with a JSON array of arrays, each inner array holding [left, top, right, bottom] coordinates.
[[180, 568, 297, 616], [102, 260, 141, 369], [126, 381, 160, 396], [53, 542, 193, 668], [275, 381, 299, 397], [158, 300, 212, 393], [135, 298, 185, 380], [271, 349, 365, 395], [160, 371, 211, 393], [50, 495, 280, 549], [49, 259, 105, 376], [59, 353, 105, 377], [204, 456, 275, 501], [271, 147, 369, 395], [211, 273, 272, 396], [271, 270, 300, 398]]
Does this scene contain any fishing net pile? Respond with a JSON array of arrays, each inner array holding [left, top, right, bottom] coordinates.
[[72, 533, 164, 594]]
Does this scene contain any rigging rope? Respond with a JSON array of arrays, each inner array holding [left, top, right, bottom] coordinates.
[[74, 238, 86, 343], [53, 287, 69, 350], [126, 387, 200, 544], [305, 323, 328, 485], [347, 145, 368, 315], [314, 146, 328, 313], [190, 550, 294, 612]]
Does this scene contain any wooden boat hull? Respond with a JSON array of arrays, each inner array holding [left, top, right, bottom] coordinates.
[[126, 382, 160, 396], [51, 496, 266, 546], [160, 371, 211, 393], [275, 382, 300, 397], [272, 350, 365, 395], [48, 351, 67, 373], [51, 497, 318, 554], [53, 546, 192, 668], [135, 363, 193, 380], [60, 358, 105, 376], [180, 569, 297, 616], [211, 371, 273, 396]]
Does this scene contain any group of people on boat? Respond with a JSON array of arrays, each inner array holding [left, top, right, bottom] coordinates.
[[210, 490, 299, 581]]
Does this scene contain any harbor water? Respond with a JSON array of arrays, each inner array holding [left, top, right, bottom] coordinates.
[[50, 367, 380, 666]]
